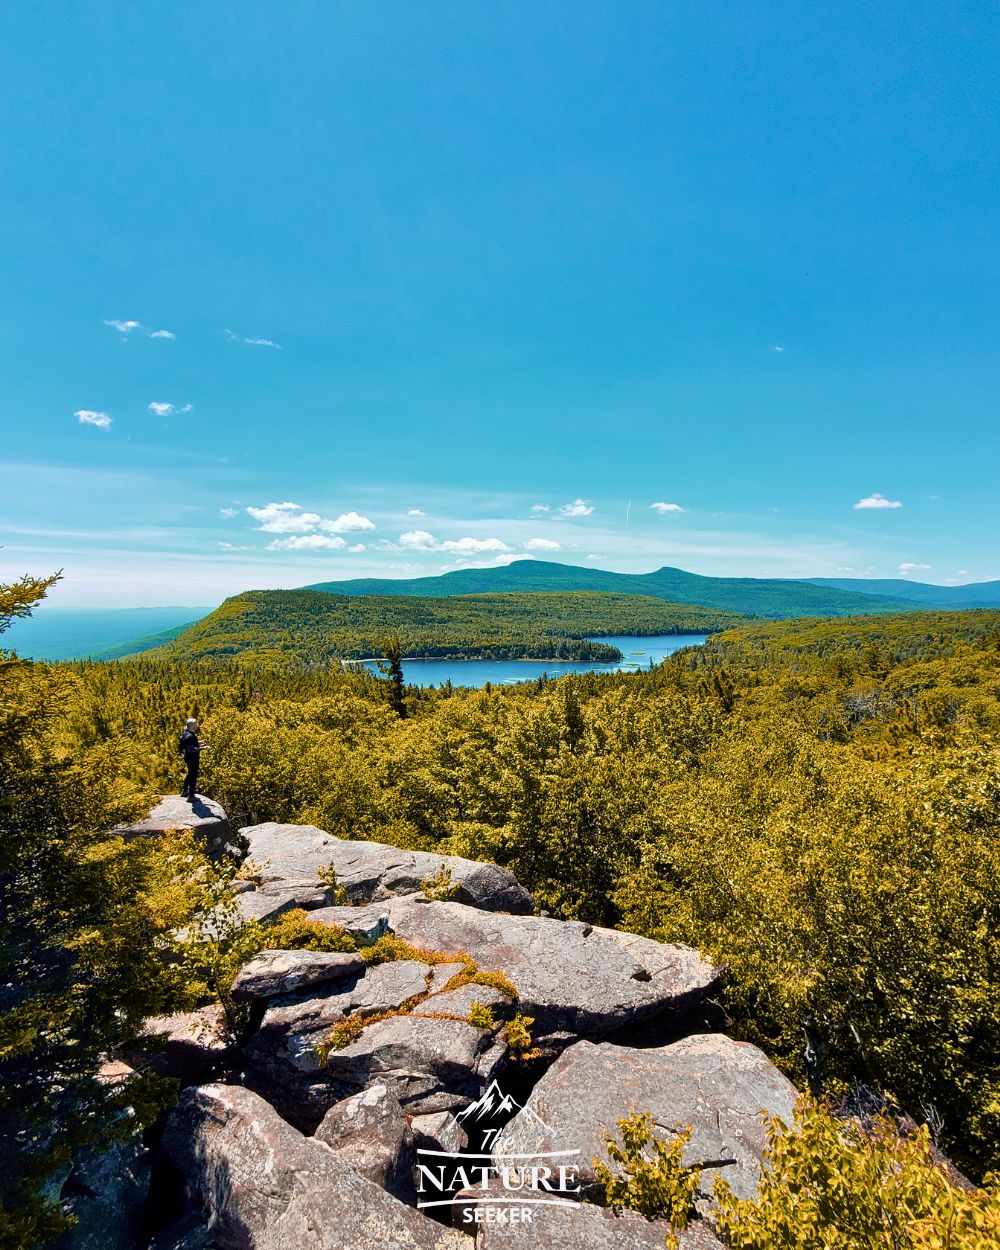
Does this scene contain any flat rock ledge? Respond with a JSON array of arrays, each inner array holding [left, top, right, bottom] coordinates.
[[236, 821, 535, 921], [164, 1083, 469, 1250], [376, 896, 720, 1045], [494, 1033, 798, 1204], [114, 795, 235, 856]]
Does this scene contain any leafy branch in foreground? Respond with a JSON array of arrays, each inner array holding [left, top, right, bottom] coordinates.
[[713, 1097, 1000, 1250]]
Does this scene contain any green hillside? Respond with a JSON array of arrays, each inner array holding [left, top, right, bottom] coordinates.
[[158, 588, 741, 664], [90, 622, 197, 660], [305, 558, 916, 618]]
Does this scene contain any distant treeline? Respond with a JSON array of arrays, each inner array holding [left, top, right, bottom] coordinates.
[[149, 589, 741, 664]]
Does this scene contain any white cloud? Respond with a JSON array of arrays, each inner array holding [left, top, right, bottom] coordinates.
[[319, 511, 375, 533], [75, 409, 112, 429], [267, 534, 346, 551], [179, 403, 193, 413], [347, 544, 366, 553], [220, 507, 238, 518], [399, 529, 437, 551], [558, 499, 593, 517], [524, 537, 561, 551], [585, 553, 605, 561], [899, 562, 931, 576], [440, 537, 512, 554], [445, 553, 529, 571], [530, 503, 550, 514], [104, 319, 141, 334], [217, 541, 250, 551], [149, 329, 175, 339], [225, 328, 282, 348], [148, 402, 174, 416], [772, 345, 785, 353], [407, 508, 426, 517], [854, 493, 902, 510], [246, 501, 321, 533], [650, 501, 685, 514]]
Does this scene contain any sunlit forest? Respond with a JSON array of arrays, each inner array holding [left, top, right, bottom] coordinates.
[[4, 574, 1000, 1243], [138, 587, 743, 664]]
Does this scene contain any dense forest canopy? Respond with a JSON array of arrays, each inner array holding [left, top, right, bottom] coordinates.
[[5, 580, 1000, 1242], [145, 588, 741, 664]]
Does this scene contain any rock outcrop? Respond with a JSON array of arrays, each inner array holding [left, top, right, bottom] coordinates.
[[236, 822, 534, 921], [163, 1084, 469, 1249], [126, 806, 795, 1249], [314, 1083, 417, 1203], [493, 1034, 798, 1202], [229, 949, 363, 1002], [376, 896, 720, 1047], [469, 1201, 725, 1249], [114, 795, 236, 858]]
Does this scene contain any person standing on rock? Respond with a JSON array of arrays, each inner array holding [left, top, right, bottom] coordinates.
[[179, 717, 208, 800]]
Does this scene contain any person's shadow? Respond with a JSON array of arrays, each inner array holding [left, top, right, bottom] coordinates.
[[189, 795, 213, 818]]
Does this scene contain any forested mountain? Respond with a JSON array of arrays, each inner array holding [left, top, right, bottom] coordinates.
[[803, 575, 1000, 608], [305, 558, 917, 617], [153, 588, 739, 664]]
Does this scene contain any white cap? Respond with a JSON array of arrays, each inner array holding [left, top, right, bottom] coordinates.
[[185, 718, 198, 728]]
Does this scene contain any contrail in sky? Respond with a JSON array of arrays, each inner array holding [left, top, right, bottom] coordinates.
[[625, 499, 631, 529]]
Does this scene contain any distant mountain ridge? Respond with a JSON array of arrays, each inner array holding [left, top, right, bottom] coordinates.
[[802, 576, 1000, 609], [305, 559, 920, 619]]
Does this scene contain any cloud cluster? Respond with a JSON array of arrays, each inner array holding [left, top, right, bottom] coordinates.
[[103, 318, 175, 339], [650, 501, 685, 514], [557, 499, 594, 517], [854, 493, 902, 510], [524, 537, 561, 551], [75, 409, 112, 429], [899, 562, 931, 575], [148, 401, 193, 416], [224, 328, 281, 349], [247, 501, 375, 548]]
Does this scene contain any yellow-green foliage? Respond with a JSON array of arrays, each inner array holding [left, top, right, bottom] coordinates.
[[714, 1098, 1000, 1250], [360, 933, 476, 970], [504, 1012, 538, 1060], [469, 969, 518, 999], [419, 864, 460, 900], [467, 1001, 496, 1028], [261, 909, 356, 953], [315, 862, 349, 904], [593, 1111, 699, 1250]]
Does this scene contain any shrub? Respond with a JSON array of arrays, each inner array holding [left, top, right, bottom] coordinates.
[[505, 1012, 539, 1060], [593, 1111, 699, 1250], [714, 1097, 1000, 1249], [468, 1001, 496, 1028]]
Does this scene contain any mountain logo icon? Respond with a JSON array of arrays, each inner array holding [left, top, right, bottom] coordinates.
[[454, 1080, 553, 1133]]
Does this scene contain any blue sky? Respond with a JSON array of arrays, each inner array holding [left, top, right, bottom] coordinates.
[[1, 1, 997, 605]]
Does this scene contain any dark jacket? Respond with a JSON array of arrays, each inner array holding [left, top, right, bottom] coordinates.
[[179, 729, 201, 761]]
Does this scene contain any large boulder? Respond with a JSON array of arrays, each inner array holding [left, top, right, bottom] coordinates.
[[114, 795, 236, 857], [230, 949, 363, 1002], [163, 1084, 469, 1249], [324, 1011, 506, 1116], [237, 823, 534, 919], [468, 1202, 724, 1249], [314, 1082, 417, 1203], [129, 1004, 231, 1086], [364, 897, 719, 1048], [493, 1034, 798, 1203]]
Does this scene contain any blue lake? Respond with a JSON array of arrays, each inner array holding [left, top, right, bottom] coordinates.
[[364, 634, 709, 688]]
